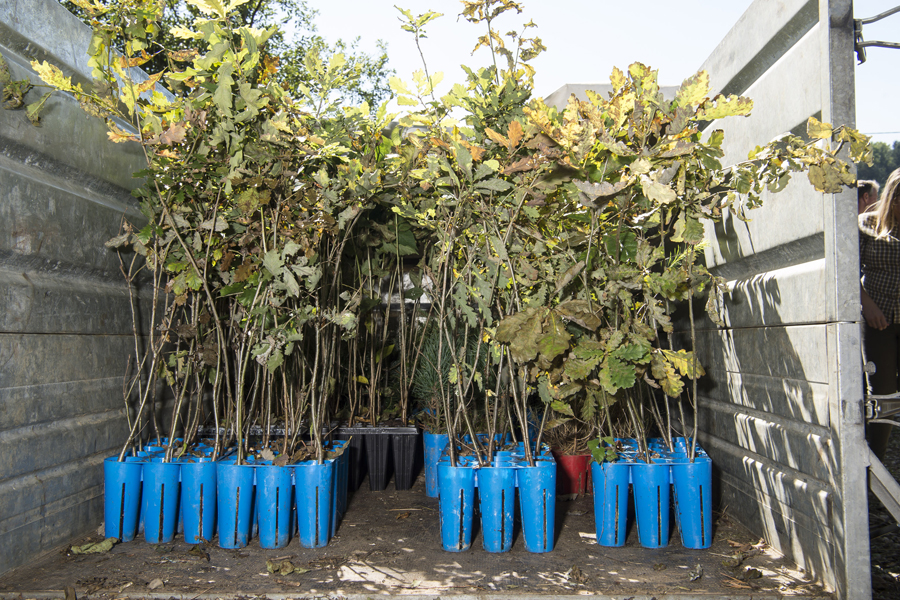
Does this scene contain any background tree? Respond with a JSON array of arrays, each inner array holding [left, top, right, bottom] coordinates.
[[857, 140, 900, 186], [59, 0, 393, 107]]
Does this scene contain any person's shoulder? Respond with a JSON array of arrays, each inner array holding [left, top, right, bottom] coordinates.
[[859, 212, 879, 235]]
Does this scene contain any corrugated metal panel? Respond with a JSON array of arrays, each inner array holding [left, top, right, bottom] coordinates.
[[0, 0, 145, 576], [688, 0, 868, 595]]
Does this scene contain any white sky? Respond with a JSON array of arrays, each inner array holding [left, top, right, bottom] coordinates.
[[309, 0, 900, 146]]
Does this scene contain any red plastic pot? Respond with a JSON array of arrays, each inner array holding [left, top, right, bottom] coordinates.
[[551, 451, 590, 495]]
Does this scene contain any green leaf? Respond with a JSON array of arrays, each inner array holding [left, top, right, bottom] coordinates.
[[475, 178, 512, 193], [282, 269, 300, 297], [555, 299, 602, 330], [612, 341, 650, 364], [598, 356, 636, 394], [550, 400, 574, 417], [262, 249, 283, 276], [565, 356, 600, 380], [266, 348, 283, 372]]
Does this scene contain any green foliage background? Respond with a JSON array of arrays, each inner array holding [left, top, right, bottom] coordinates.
[[857, 140, 900, 186]]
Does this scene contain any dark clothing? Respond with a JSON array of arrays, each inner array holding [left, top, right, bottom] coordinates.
[[859, 213, 900, 324], [864, 324, 900, 459], [859, 212, 900, 459]]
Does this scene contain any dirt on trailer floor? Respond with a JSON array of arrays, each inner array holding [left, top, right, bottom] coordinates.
[[0, 471, 832, 600]]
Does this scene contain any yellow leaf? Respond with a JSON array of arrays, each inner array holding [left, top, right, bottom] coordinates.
[[185, 0, 227, 18], [806, 116, 833, 140], [107, 122, 139, 143], [484, 127, 510, 150], [642, 178, 677, 204], [171, 26, 202, 40], [136, 72, 163, 95], [674, 71, 710, 107], [30, 60, 76, 93], [661, 349, 705, 378], [507, 120, 523, 148], [609, 66, 627, 91], [356, 376, 369, 384], [696, 94, 753, 121]]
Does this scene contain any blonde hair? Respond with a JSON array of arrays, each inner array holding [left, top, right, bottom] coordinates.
[[872, 168, 900, 239]]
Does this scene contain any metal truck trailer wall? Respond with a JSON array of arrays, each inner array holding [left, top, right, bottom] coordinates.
[[0, 0, 146, 576], [689, 0, 868, 595]]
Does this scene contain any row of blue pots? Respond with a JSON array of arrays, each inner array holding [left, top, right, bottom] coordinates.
[[103, 441, 349, 549], [591, 438, 713, 549], [437, 444, 557, 553]]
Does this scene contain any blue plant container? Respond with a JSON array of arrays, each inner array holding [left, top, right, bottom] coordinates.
[[632, 459, 671, 548], [142, 460, 181, 544], [103, 456, 143, 542], [216, 458, 255, 549], [180, 458, 217, 544], [437, 463, 476, 552], [256, 463, 294, 549], [423, 432, 449, 498], [477, 465, 516, 553], [328, 441, 349, 538], [294, 460, 335, 548], [672, 455, 713, 549], [590, 460, 631, 546], [517, 459, 556, 553]]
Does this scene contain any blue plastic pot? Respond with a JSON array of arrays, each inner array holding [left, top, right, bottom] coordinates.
[[437, 463, 476, 552], [216, 458, 255, 549], [103, 456, 143, 542], [180, 458, 217, 544], [256, 463, 294, 549], [590, 460, 631, 546], [632, 459, 671, 548], [329, 441, 349, 538], [477, 465, 516, 553], [423, 432, 449, 498], [517, 459, 556, 553], [294, 460, 335, 548], [672, 456, 713, 549], [142, 460, 181, 544]]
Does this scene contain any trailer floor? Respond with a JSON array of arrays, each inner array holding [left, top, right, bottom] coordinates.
[[0, 475, 829, 600]]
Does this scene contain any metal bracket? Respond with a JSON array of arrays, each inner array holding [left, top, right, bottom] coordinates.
[[865, 392, 900, 420], [854, 5, 900, 64]]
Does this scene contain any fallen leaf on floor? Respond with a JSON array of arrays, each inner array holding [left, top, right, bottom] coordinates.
[[65, 584, 77, 600], [738, 567, 763, 581], [188, 545, 210, 561], [259, 448, 276, 461], [266, 559, 309, 575], [506, 585, 519, 590], [688, 563, 703, 582], [153, 544, 175, 554], [148, 578, 164, 590], [69, 538, 117, 555], [396, 512, 411, 520], [653, 563, 667, 571], [565, 565, 588, 584]]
